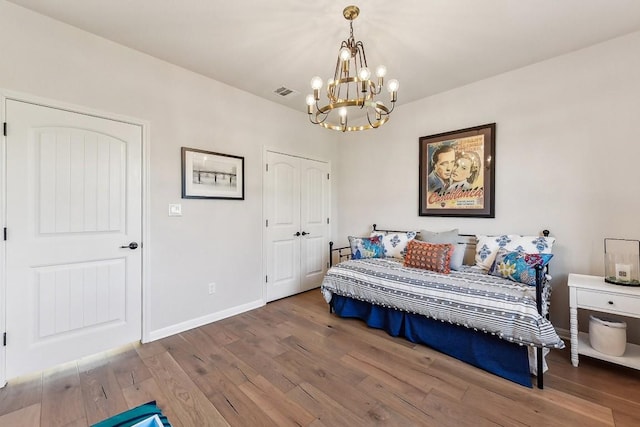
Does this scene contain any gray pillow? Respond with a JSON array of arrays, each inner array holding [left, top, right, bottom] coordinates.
[[418, 228, 465, 270]]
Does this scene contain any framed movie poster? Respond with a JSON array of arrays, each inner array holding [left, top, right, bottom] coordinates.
[[418, 123, 495, 217], [181, 147, 244, 200]]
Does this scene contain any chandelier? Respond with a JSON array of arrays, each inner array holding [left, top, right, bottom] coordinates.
[[306, 5, 399, 132]]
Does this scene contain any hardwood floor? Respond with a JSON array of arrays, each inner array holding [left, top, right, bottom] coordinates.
[[1, 289, 639, 426]]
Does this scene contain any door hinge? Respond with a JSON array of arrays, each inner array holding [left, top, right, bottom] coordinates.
[[3, 227, 6, 241], [3, 333, 6, 346], [265, 275, 268, 283], [326, 218, 330, 224], [265, 219, 269, 227], [265, 163, 269, 172], [3, 122, 6, 136], [327, 173, 330, 180]]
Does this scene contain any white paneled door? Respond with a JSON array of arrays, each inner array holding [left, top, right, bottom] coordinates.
[[265, 151, 329, 302], [4, 99, 142, 381]]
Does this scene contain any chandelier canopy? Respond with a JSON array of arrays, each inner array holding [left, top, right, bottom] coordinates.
[[306, 5, 399, 132]]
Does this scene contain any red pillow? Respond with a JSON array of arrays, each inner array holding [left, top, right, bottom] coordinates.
[[403, 240, 454, 274]]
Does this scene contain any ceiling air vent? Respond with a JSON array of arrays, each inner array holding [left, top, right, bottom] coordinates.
[[274, 86, 299, 98]]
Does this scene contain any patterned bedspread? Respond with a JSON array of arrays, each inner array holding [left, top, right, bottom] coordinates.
[[321, 258, 565, 349]]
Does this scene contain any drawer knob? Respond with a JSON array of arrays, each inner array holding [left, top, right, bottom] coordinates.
[[608, 300, 614, 305]]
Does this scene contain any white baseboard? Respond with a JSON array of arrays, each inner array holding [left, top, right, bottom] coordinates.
[[556, 327, 570, 341], [145, 298, 265, 342]]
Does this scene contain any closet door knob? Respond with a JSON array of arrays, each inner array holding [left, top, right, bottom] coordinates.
[[293, 232, 301, 237], [301, 231, 310, 236]]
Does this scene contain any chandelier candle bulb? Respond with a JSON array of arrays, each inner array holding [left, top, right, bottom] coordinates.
[[339, 107, 347, 122], [306, 5, 398, 131], [310, 76, 323, 101], [376, 66, 386, 91], [340, 47, 351, 61], [305, 94, 315, 114], [339, 107, 347, 131], [310, 76, 323, 89], [387, 79, 399, 102], [358, 67, 371, 92]]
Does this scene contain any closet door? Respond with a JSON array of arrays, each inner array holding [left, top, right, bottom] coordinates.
[[264, 152, 329, 302], [265, 152, 301, 302], [299, 159, 329, 292]]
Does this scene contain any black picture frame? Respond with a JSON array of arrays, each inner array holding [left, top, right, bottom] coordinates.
[[419, 123, 495, 217], [181, 147, 244, 200]]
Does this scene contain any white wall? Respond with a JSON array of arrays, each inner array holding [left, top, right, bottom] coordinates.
[[0, 1, 337, 337], [336, 31, 640, 341]]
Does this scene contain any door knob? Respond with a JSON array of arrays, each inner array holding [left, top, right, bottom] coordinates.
[[293, 232, 301, 237], [120, 242, 139, 250], [301, 231, 310, 236]]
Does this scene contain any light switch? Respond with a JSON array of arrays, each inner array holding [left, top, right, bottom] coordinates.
[[168, 204, 182, 216]]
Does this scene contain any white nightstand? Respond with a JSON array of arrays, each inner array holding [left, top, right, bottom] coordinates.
[[568, 273, 640, 369]]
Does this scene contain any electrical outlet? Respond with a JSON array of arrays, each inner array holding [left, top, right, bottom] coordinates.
[[208, 282, 216, 294]]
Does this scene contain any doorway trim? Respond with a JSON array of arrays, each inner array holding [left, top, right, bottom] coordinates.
[[0, 89, 151, 387]]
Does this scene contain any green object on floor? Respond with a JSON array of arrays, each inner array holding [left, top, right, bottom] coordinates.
[[91, 401, 171, 427]]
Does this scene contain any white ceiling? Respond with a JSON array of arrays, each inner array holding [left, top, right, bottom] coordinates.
[[7, 0, 640, 113]]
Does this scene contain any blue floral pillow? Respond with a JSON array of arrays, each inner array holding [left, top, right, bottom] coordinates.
[[348, 235, 385, 260], [475, 234, 555, 271], [370, 231, 417, 259], [489, 248, 554, 285]]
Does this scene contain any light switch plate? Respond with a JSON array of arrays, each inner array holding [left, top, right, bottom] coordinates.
[[168, 204, 182, 216]]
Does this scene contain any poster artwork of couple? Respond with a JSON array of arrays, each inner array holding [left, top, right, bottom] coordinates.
[[426, 134, 485, 210]]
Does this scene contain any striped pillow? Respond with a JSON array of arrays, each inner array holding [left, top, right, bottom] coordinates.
[[403, 240, 454, 274]]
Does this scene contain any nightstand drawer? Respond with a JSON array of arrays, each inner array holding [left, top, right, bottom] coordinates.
[[576, 288, 640, 315]]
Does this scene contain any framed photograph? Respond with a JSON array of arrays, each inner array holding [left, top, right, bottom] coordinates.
[[181, 147, 244, 200], [419, 123, 495, 217]]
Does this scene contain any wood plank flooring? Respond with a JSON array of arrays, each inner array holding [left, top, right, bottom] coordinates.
[[1, 289, 639, 426]]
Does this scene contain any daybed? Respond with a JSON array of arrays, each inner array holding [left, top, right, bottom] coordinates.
[[320, 225, 565, 388]]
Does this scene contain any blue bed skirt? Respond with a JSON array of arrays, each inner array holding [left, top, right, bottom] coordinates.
[[330, 294, 532, 387]]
